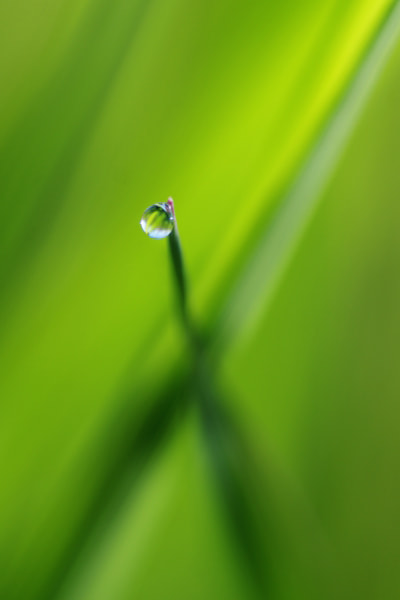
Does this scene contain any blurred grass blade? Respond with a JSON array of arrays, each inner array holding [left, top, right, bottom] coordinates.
[[198, 391, 271, 595], [30, 375, 189, 600], [211, 0, 400, 352]]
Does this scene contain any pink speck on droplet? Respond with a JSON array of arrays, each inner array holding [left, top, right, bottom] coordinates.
[[167, 197, 175, 217]]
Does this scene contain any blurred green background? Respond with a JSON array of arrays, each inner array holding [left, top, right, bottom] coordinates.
[[0, 1, 400, 599]]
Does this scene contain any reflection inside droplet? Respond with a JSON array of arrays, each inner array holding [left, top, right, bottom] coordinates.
[[140, 203, 174, 239]]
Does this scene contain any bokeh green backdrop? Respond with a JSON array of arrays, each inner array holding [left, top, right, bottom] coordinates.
[[0, 1, 399, 599]]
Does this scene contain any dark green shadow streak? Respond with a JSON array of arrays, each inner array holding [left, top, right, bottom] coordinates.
[[0, 0, 151, 337], [192, 350, 272, 597], [37, 370, 191, 600], [168, 214, 271, 596]]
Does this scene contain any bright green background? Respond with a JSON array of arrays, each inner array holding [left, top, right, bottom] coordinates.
[[0, 1, 399, 599]]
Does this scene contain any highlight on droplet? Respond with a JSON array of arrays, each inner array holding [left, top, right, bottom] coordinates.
[[140, 202, 174, 239]]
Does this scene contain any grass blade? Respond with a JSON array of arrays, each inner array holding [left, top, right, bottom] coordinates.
[[211, 0, 400, 353]]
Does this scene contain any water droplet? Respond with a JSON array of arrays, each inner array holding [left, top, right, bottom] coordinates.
[[140, 203, 174, 239]]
